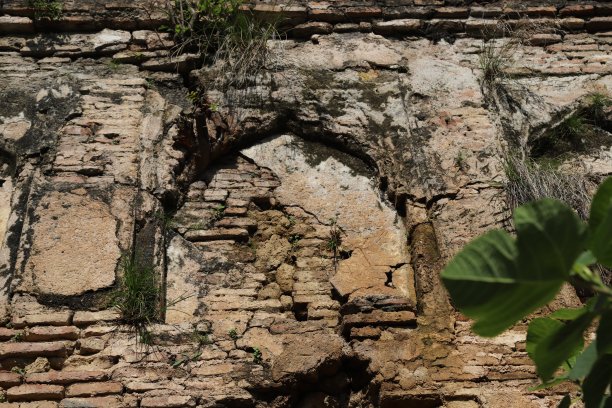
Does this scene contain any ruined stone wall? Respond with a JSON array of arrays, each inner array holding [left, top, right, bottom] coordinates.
[[0, 0, 611, 407]]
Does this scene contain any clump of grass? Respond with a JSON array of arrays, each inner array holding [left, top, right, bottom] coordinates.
[[586, 91, 611, 126], [30, 0, 62, 20], [327, 218, 342, 254], [211, 204, 225, 222], [479, 40, 514, 85], [478, 18, 559, 87], [166, 0, 282, 89], [252, 347, 262, 363], [228, 328, 238, 340], [503, 153, 593, 221], [109, 256, 160, 343]]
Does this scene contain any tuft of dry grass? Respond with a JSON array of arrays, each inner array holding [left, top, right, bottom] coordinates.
[[503, 153, 593, 221]]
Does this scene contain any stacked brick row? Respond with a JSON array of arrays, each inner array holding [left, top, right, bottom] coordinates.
[[1, 0, 612, 39], [0, 309, 131, 407]]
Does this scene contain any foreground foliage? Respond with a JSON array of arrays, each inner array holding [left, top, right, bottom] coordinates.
[[442, 177, 612, 407]]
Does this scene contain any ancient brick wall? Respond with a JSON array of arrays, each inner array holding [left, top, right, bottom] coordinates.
[[0, 1, 610, 407]]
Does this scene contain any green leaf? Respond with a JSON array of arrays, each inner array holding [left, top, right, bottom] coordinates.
[[574, 250, 597, 268], [514, 199, 586, 280], [527, 317, 563, 360], [558, 395, 571, 408], [588, 177, 612, 267], [549, 306, 588, 321], [533, 312, 594, 381], [569, 340, 598, 380], [442, 229, 563, 337], [583, 354, 612, 408], [589, 177, 612, 231], [529, 376, 569, 391], [442, 200, 585, 337], [597, 311, 612, 355]]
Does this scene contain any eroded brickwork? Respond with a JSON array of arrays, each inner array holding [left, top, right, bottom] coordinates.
[[0, 0, 610, 407]]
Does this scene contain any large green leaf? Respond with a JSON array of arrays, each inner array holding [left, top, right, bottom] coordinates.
[[442, 199, 585, 337], [527, 317, 563, 360], [558, 395, 571, 408], [588, 177, 612, 267], [583, 354, 612, 408], [589, 177, 612, 231], [442, 230, 563, 337], [515, 199, 586, 280], [597, 311, 612, 355], [533, 313, 594, 380], [569, 340, 598, 381]]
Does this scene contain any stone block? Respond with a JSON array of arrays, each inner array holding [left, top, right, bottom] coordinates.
[[470, 7, 503, 18], [65, 382, 123, 397], [0, 16, 34, 34], [0, 342, 68, 359], [382, 7, 433, 20], [586, 17, 612, 33], [140, 395, 196, 408], [560, 5, 595, 18], [77, 338, 106, 355], [434, 7, 468, 19], [525, 6, 557, 18], [0, 372, 22, 388], [308, 9, 347, 23], [59, 396, 124, 408], [26, 370, 107, 385], [6, 384, 64, 402], [184, 228, 249, 242], [12, 312, 72, 329], [18, 190, 121, 297], [0, 327, 17, 340], [344, 7, 382, 19], [72, 310, 119, 327], [24, 327, 79, 342], [291, 22, 333, 38], [373, 19, 422, 35]]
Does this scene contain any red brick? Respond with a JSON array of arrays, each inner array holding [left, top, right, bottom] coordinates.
[[11, 312, 72, 329], [140, 395, 195, 408], [342, 310, 416, 333], [24, 327, 79, 342], [525, 6, 557, 18], [0, 16, 34, 34], [344, 6, 382, 19], [0, 342, 68, 359], [560, 5, 595, 18], [434, 7, 469, 19], [215, 218, 257, 232], [0, 327, 17, 341], [373, 19, 422, 35], [65, 382, 122, 398], [0, 371, 22, 388], [59, 396, 124, 408], [290, 22, 333, 38], [307, 8, 347, 23], [6, 384, 64, 402], [470, 7, 503, 18], [586, 17, 612, 32], [72, 310, 119, 327], [26, 370, 107, 385], [184, 228, 249, 242]]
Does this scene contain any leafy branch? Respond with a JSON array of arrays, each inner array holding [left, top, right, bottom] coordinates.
[[442, 177, 612, 407]]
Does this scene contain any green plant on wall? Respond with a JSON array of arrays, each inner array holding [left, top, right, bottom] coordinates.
[[110, 256, 160, 343], [166, 0, 281, 88], [441, 177, 612, 407], [29, 0, 63, 20]]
